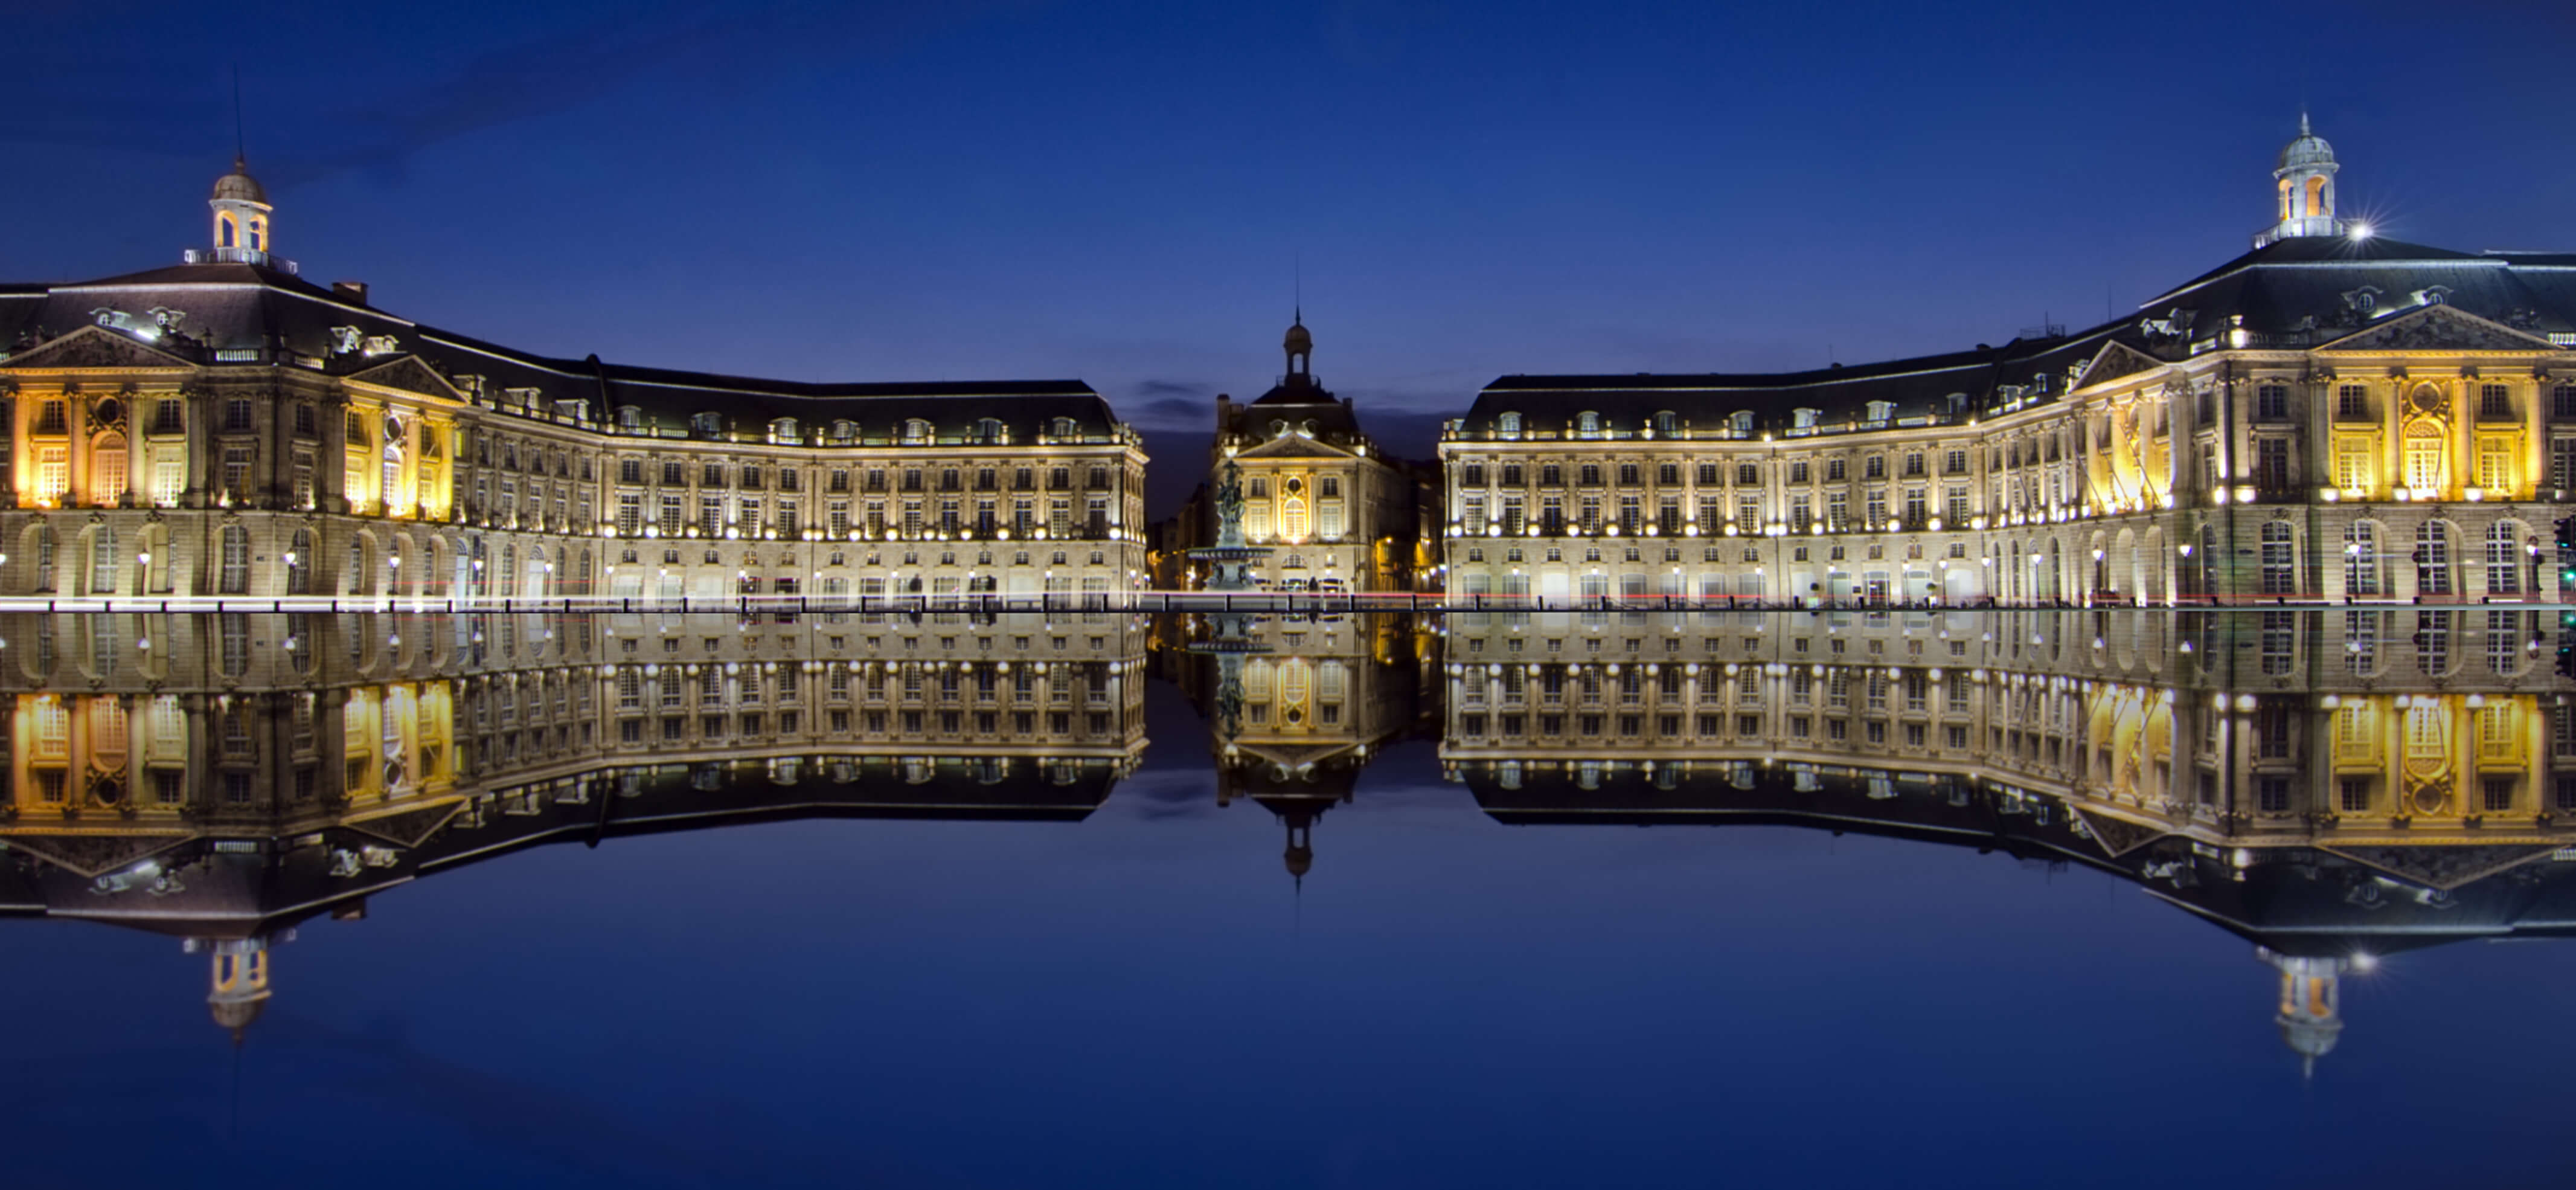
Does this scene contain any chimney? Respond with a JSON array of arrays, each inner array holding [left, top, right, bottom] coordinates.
[[333, 281, 369, 305]]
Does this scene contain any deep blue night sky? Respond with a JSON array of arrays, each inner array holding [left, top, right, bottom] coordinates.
[[8, 0, 2575, 500]]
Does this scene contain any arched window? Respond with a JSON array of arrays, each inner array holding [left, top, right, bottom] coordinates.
[[348, 538, 367, 594], [1280, 496, 1310, 541], [2415, 520, 2454, 596], [2485, 521, 2524, 595], [2403, 411, 2445, 492], [286, 529, 313, 594], [2259, 521, 2296, 595], [382, 446, 405, 515], [88, 527, 118, 595], [248, 218, 266, 252], [217, 526, 249, 594], [2199, 524, 2217, 598], [2305, 176, 2326, 217], [91, 434, 127, 507], [219, 214, 237, 248], [2343, 521, 2382, 596]]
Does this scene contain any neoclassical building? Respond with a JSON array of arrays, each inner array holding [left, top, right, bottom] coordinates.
[[0, 159, 1150, 605], [1440, 119, 2576, 606], [1167, 316, 1431, 591]]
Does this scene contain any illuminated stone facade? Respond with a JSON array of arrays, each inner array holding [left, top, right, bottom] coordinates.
[[1440, 120, 2576, 606], [0, 161, 1150, 605]]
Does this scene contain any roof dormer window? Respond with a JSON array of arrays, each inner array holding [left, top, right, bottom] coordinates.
[[830, 419, 857, 443], [1653, 410, 1678, 437], [1497, 411, 1522, 439], [1577, 411, 1601, 439], [618, 407, 643, 432], [690, 411, 724, 439], [903, 418, 934, 445], [1051, 416, 1078, 441], [769, 417, 800, 445], [1864, 400, 1896, 423], [1728, 411, 1755, 434]]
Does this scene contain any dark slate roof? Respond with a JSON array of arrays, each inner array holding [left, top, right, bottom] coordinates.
[[1461, 327, 2121, 436], [0, 260, 1123, 440], [1458, 760, 2576, 959], [1460, 233, 2576, 439]]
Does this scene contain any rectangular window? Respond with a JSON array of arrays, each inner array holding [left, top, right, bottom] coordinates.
[[2255, 384, 2288, 421], [2477, 438, 2513, 491], [2480, 384, 2513, 420], [153, 457, 186, 507], [2338, 385, 2370, 420]]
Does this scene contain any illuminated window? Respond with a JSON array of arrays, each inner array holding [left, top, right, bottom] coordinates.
[[2476, 438, 2512, 491], [2415, 521, 2454, 596], [34, 446, 67, 504], [2404, 425, 2444, 491], [2334, 438, 2373, 489], [2343, 521, 2382, 596], [1279, 496, 1309, 540], [2485, 521, 2523, 594], [2259, 522, 2296, 594], [90, 434, 126, 507]]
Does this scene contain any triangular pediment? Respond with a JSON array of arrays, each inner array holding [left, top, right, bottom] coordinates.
[[341, 800, 464, 849], [2316, 843, 2562, 892], [1236, 435, 1357, 460], [2070, 805, 2170, 859], [2318, 303, 2562, 353], [0, 324, 200, 371], [344, 354, 467, 400], [2073, 341, 2167, 391], [0, 831, 196, 878]]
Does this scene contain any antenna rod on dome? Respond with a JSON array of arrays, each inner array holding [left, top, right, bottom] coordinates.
[[1294, 249, 1302, 324], [231, 65, 245, 163]]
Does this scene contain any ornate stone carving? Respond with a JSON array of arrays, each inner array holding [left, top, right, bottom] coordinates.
[[2320, 303, 2559, 353], [0, 326, 197, 371]]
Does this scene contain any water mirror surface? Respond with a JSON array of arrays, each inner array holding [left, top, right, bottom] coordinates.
[[1, 608, 2569, 1189]]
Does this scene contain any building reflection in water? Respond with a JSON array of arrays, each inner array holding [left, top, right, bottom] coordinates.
[[1436, 606, 2576, 1075], [0, 608, 1150, 1040], [2, 608, 2570, 1077]]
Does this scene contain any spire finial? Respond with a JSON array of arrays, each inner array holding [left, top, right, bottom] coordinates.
[[2299, 109, 2310, 137]]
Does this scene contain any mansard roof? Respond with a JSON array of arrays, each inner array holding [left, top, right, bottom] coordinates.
[[1460, 233, 2576, 439], [1462, 329, 2119, 437], [0, 260, 1125, 441]]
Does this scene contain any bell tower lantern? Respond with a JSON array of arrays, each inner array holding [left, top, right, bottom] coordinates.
[[209, 156, 274, 262], [2256, 114, 2345, 248]]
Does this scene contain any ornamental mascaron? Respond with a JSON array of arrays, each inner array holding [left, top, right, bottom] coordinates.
[[5, 115, 2575, 607]]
